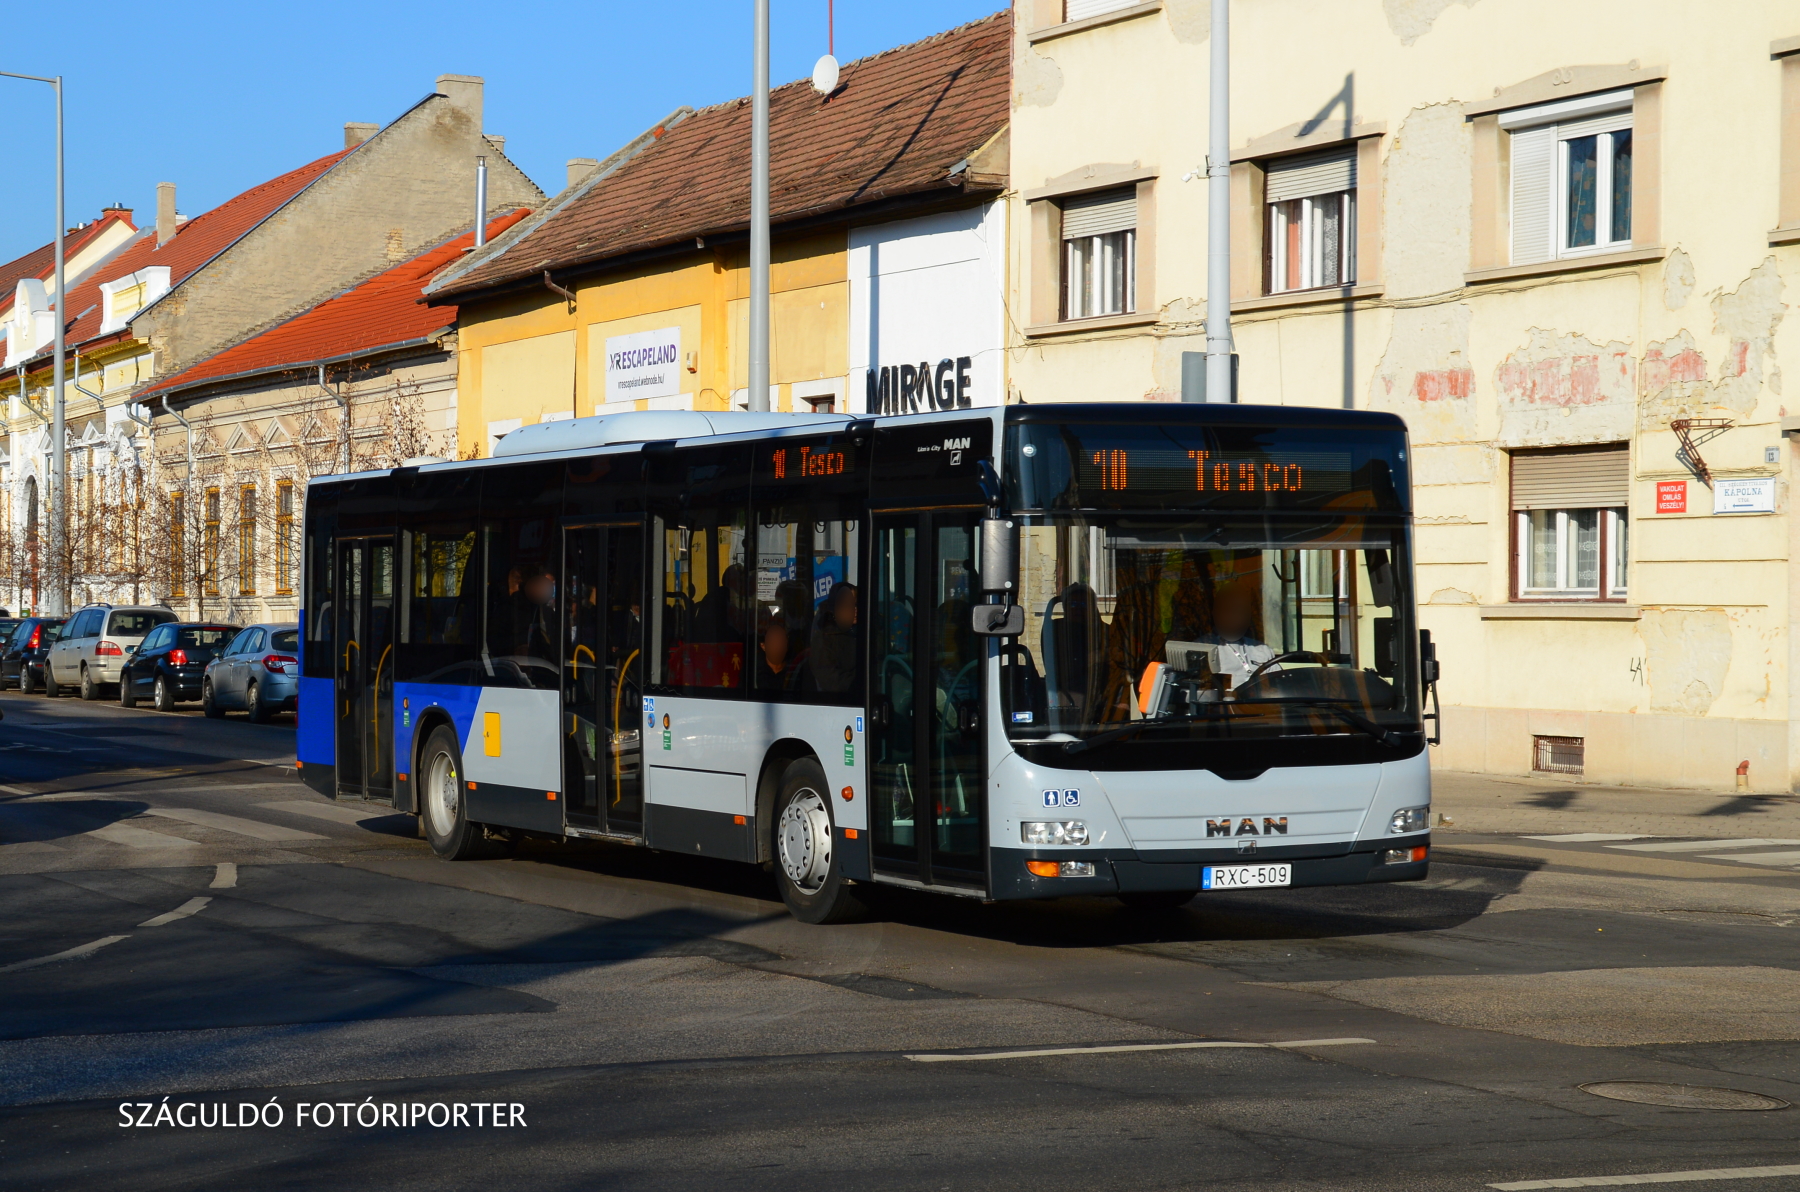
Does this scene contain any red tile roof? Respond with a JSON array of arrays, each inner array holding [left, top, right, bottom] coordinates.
[[430, 11, 1009, 302], [20, 149, 355, 366], [0, 211, 139, 319], [139, 209, 533, 401]]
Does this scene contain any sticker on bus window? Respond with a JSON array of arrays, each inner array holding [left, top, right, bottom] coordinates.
[[1012, 711, 1033, 724]]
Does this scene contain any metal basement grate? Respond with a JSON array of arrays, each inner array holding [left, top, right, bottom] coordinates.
[[1534, 734, 1584, 774], [1578, 1081, 1790, 1111]]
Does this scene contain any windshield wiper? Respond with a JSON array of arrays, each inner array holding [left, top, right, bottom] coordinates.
[[1060, 709, 1227, 755], [1230, 697, 1409, 747]]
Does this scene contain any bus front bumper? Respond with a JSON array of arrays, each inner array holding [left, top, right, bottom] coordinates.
[[988, 839, 1430, 901]]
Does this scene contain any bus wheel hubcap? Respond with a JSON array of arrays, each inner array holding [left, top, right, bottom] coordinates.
[[779, 791, 832, 893], [429, 752, 459, 836]]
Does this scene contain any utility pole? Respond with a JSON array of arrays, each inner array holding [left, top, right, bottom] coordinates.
[[1204, 0, 1234, 403], [748, 0, 771, 412], [0, 71, 66, 610]]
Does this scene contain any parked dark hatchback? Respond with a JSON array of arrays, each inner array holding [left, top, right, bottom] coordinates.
[[120, 622, 241, 712], [2, 617, 66, 693]]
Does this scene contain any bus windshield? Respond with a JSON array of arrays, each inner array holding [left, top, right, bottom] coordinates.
[[1000, 513, 1416, 749]]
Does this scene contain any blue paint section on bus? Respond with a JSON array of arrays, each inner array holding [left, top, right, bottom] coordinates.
[[296, 676, 334, 765], [393, 681, 484, 775]]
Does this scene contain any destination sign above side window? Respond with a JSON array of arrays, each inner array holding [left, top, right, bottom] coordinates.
[[757, 438, 862, 484], [1006, 423, 1407, 512]]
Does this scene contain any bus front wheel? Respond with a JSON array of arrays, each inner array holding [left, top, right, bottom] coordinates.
[[419, 725, 499, 861], [773, 758, 867, 925]]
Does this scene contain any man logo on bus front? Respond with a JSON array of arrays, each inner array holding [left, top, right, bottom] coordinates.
[[1207, 817, 1289, 837]]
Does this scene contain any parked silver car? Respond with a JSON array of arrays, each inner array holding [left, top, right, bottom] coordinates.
[[202, 622, 299, 722], [46, 604, 177, 699]]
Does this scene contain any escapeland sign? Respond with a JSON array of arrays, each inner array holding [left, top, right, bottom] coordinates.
[[865, 356, 976, 415], [605, 326, 681, 403]]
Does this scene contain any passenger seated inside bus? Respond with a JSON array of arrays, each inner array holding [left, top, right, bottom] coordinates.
[[808, 581, 858, 694], [755, 615, 801, 691]]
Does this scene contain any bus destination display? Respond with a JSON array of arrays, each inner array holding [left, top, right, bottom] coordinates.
[[765, 442, 858, 482], [1078, 448, 1351, 498]]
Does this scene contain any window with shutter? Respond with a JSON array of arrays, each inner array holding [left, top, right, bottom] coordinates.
[[1065, 0, 1139, 21], [1264, 147, 1357, 293], [1060, 188, 1136, 320], [1506, 90, 1633, 265], [1510, 447, 1629, 599]]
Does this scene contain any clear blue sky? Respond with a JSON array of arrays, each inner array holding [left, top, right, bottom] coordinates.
[[0, 1, 1004, 266]]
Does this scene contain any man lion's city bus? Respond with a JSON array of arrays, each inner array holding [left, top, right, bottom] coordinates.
[[298, 403, 1440, 922]]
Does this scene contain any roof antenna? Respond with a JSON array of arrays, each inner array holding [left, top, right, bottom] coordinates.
[[811, 0, 839, 97]]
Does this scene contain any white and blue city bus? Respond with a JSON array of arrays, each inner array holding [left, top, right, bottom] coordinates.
[[297, 402, 1440, 922]]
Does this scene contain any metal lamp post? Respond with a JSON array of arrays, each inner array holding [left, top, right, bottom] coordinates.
[[1203, 0, 1233, 403], [748, 0, 771, 413], [0, 69, 66, 612]]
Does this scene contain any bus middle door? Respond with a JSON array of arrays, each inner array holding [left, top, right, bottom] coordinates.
[[868, 510, 986, 890], [334, 535, 396, 803], [562, 523, 645, 836]]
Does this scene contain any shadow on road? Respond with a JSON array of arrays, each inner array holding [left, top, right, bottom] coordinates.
[[1522, 789, 1581, 810], [1700, 794, 1798, 818]]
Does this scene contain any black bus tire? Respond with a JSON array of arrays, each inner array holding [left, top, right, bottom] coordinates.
[[773, 757, 866, 925], [418, 725, 497, 861]]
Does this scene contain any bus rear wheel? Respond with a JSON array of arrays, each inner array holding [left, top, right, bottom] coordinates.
[[773, 758, 866, 925], [418, 725, 498, 861]]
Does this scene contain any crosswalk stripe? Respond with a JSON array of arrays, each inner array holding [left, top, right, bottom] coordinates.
[[87, 822, 199, 849], [1705, 850, 1800, 867], [257, 799, 399, 825], [1523, 833, 1652, 843], [1491, 1162, 1800, 1189], [1608, 838, 1800, 853], [144, 807, 324, 842]]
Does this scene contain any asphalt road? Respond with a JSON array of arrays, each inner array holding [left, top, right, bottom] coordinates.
[[2, 690, 1798, 1191]]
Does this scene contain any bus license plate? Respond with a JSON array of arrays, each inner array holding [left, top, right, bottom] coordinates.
[[1202, 863, 1291, 890]]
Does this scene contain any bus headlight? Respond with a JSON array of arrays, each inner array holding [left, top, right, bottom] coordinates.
[[1388, 806, 1430, 834], [1022, 821, 1089, 846]]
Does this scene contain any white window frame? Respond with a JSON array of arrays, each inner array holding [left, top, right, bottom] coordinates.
[[1062, 229, 1136, 320], [1514, 507, 1628, 600], [1266, 191, 1355, 293], [1503, 89, 1634, 265]]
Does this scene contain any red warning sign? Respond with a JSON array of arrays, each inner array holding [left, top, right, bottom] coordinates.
[[1656, 480, 1687, 513]]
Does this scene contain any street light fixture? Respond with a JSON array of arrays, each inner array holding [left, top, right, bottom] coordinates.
[[0, 68, 67, 614]]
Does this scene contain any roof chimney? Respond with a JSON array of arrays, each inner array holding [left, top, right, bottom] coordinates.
[[344, 122, 379, 148], [156, 182, 177, 247], [102, 203, 134, 226], [435, 74, 484, 130], [567, 158, 599, 189]]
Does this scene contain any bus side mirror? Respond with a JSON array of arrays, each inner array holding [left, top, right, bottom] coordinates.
[[1419, 629, 1440, 684], [978, 518, 1016, 595], [972, 604, 1025, 637]]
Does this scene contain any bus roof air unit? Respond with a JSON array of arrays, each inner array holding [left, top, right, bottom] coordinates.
[[492, 410, 852, 457]]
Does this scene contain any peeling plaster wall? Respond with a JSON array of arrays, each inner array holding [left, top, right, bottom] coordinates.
[[1007, 0, 1800, 790]]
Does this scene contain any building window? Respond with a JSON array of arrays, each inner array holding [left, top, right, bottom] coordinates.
[[1264, 148, 1356, 293], [169, 491, 185, 598], [204, 488, 221, 597], [1061, 188, 1136, 320], [276, 480, 295, 595], [1511, 447, 1629, 600], [1534, 734, 1585, 775], [1064, 0, 1137, 19], [1507, 90, 1632, 264], [238, 484, 257, 596]]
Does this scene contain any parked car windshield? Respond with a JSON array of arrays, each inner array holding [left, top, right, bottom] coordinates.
[[110, 611, 175, 637], [270, 630, 299, 653], [176, 627, 237, 650]]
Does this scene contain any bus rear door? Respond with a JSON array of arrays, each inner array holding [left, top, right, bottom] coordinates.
[[335, 535, 396, 803]]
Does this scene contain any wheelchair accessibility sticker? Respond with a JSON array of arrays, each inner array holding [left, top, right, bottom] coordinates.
[[1041, 789, 1080, 808]]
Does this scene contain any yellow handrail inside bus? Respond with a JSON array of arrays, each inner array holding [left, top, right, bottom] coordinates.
[[611, 648, 640, 804]]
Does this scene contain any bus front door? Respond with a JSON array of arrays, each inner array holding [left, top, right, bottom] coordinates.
[[334, 536, 396, 803], [562, 524, 645, 835], [869, 512, 986, 889]]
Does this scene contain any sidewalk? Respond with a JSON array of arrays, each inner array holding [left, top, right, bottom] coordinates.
[[1431, 769, 1800, 840]]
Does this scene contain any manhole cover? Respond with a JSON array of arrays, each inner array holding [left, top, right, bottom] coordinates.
[[1579, 1081, 1789, 1111]]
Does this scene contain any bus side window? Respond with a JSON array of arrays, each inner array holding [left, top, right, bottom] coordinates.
[[302, 502, 337, 680], [478, 461, 563, 690], [649, 445, 750, 694]]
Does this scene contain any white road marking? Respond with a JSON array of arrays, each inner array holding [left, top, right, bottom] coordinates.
[[1706, 850, 1800, 867], [257, 799, 398, 825], [1608, 838, 1800, 853], [144, 807, 324, 842], [139, 896, 211, 927], [210, 862, 237, 889], [1491, 1163, 1800, 1189], [0, 783, 35, 796], [904, 1037, 1376, 1063], [1523, 834, 1653, 843], [0, 934, 130, 974], [87, 822, 200, 849]]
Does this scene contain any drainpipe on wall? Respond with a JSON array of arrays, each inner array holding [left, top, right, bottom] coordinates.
[[319, 366, 349, 475], [161, 395, 195, 614]]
